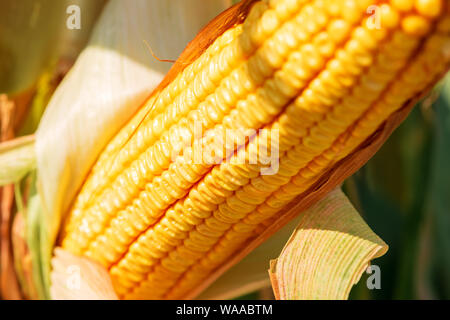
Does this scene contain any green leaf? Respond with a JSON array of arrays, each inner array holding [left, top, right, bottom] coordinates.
[[26, 191, 49, 299], [0, 0, 106, 95], [428, 77, 450, 298], [0, 135, 35, 186]]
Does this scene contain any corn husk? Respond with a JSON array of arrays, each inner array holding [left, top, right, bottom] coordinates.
[[269, 188, 387, 299]]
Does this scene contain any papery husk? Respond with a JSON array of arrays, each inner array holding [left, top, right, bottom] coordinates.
[[0, 1, 67, 95], [0, 0, 103, 298], [269, 188, 387, 300], [35, 0, 230, 298]]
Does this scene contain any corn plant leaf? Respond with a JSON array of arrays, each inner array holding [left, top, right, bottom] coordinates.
[[269, 188, 388, 300], [25, 192, 49, 299], [0, 0, 105, 95], [0, 1, 66, 94], [0, 135, 35, 186], [427, 76, 450, 298]]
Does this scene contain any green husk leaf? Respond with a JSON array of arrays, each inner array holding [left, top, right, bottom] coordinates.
[[25, 190, 49, 299], [427, 76, 450, 298], [0, 136, 35, 186]]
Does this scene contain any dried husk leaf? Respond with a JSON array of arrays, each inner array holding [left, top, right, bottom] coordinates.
[[11, 211, 37, 299], [269, 188, 387, 300]]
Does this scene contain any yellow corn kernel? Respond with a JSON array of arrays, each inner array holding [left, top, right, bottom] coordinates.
[[61, 0, 450, 300]]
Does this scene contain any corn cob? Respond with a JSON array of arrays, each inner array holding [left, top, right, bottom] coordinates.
[[61, 0, 450, 299]]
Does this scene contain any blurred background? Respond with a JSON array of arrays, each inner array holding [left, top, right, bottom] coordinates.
[[0, 0, 449, 300], [346, 78, 450, 300]]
